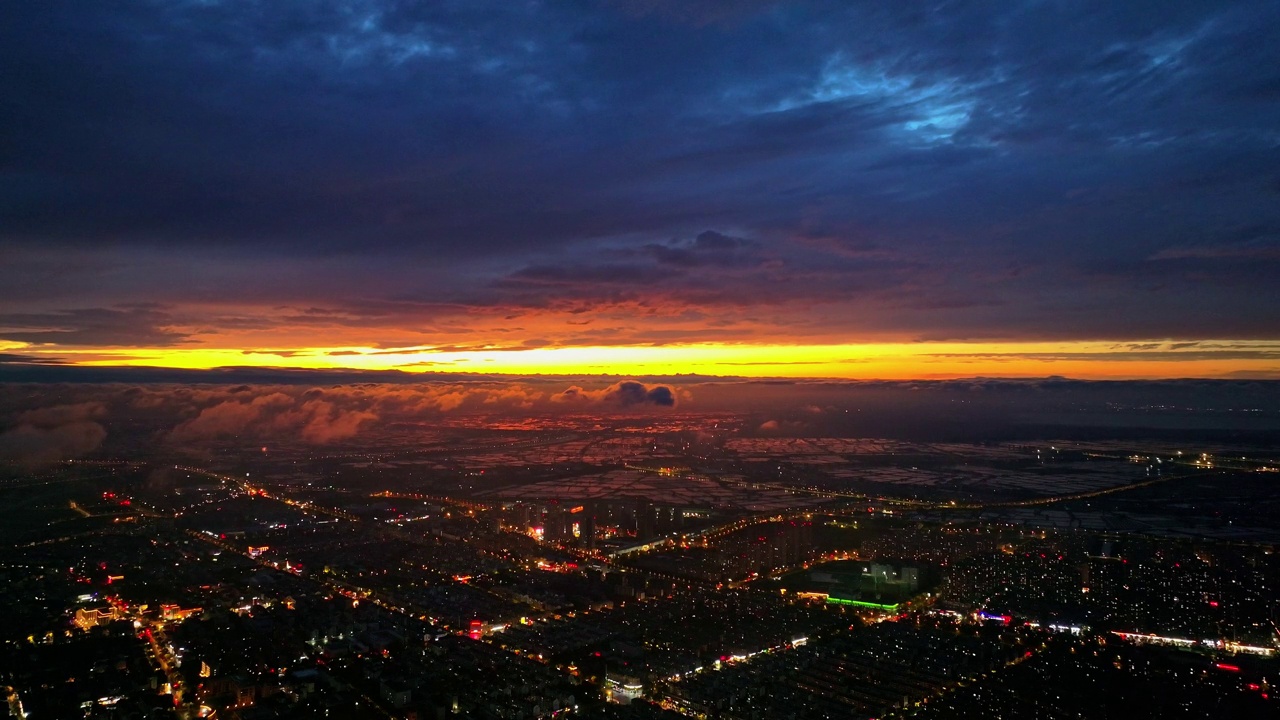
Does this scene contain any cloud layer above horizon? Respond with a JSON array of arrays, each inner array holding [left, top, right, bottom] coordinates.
[[2, 1, 1279, 375], [4, 375, 1280, 467], [0, 378, 684, 465]]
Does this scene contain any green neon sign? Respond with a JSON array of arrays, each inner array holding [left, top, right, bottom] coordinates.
[[825, 597, 900, 611]]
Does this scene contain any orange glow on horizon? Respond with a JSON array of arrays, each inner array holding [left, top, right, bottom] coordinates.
[[6, 340, 1278, 380]]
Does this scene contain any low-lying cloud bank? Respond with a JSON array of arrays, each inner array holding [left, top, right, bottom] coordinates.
[[157, 380, 680, 444], [3, 374, 1280, 466], [0, 401, 108, 467], [0, 379, 682, 465]]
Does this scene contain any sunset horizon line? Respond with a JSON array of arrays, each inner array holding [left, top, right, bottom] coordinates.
[[4, 337, 1278, 382]]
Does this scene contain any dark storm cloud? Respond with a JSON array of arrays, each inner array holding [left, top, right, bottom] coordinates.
[[0, 306, 191, 347], [610, 381, 677, 407], [493, 226, 923, 319], [2, 1, 1279, 343], [552, 380, 678, 407]]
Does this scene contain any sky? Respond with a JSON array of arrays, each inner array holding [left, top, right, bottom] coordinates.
[[2, 0, 1280, 379]]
